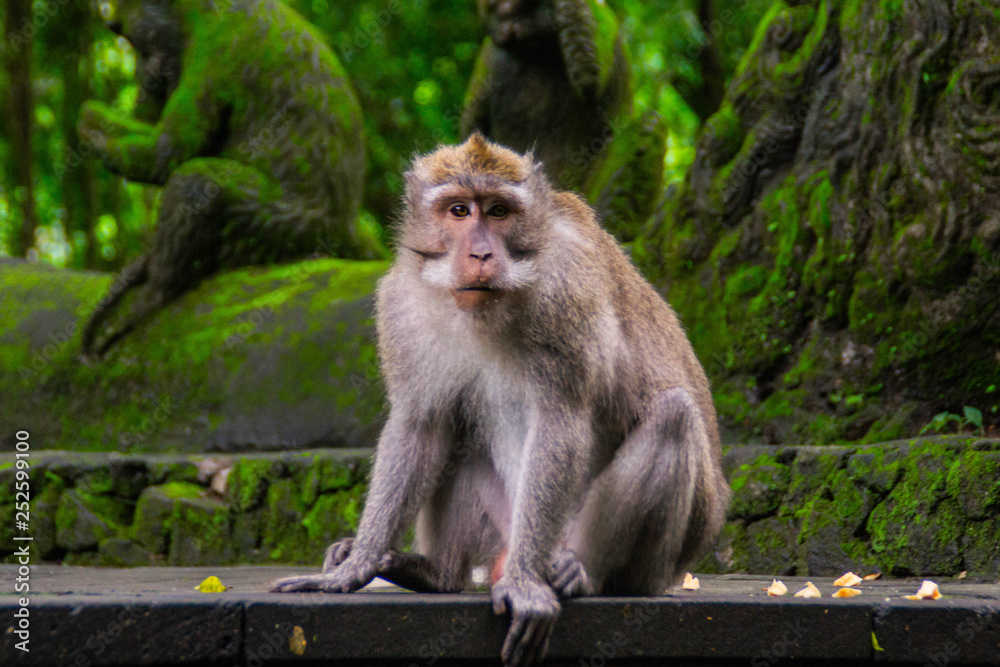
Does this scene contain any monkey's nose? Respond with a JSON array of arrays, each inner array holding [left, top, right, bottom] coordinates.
[[470, 251, 493, 263]]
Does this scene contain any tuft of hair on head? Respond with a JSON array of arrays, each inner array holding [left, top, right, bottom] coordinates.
[[413, 132, 534, 187]]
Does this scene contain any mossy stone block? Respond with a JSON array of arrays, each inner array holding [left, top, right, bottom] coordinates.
[[963, 518, 1000, 577], [301, 452, 360, 507], [168, 494, 233, 566], [148, 460, 201, 485], [55, 489, 131, 551], [32, 471, 67, 559], [98, 537, 154, 567], [946, 450, 1000, 519], [729, 454, 792, 520], [132, 482, 206, 553], [301, 487, 365, 561], [846, 446, 905, 494], [76, 460, 150, 499], [745, 516, 799, 575], [263, 479, 310, 563], [229, 458, 275, 513], [781, 447, 852, 512]]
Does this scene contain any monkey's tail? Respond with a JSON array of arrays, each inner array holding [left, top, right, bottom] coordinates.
[[81, 255, 150, 359]]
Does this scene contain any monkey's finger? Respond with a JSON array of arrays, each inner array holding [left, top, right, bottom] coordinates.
[[501, 614, 530, 666], [505, 614, 549, 667], [524, 621, 554, 667], [269, 575, 326, 593], [493, 592, 510, 615]]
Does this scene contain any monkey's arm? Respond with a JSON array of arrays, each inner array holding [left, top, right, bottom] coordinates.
[[493, 405, 591, 667], [79, 101, 155, 140], [553, 0, 618, 99], [270, 410, 451, 593], [82, 57, 227, 185], [459, 40, 493, 138]]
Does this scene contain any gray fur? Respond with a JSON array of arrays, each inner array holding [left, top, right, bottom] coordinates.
[[270, 136, 730, 667]]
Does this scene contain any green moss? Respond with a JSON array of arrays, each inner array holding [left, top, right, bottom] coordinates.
[[0, 258, 387, 452], [55, 489, 132, 551], [866, 442, 966, 575], [946, 450, 1000, 519], [229, 459, 274, 512], [729, 453, 792, 520]]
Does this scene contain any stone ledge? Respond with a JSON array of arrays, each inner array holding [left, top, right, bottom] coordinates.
[[1, 567, 997, 666]]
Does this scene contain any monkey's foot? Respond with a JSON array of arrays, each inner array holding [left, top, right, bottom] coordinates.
[[322, 538, 354, 573], [550, 548, 593, 598], [270, 559, 375, 593], [492, 577, 560, 667]]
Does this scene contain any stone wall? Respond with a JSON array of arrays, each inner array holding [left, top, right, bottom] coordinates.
[[700, 436, 1000, 579], [4, 436, 998, 577], [0, 450, 370, 566]]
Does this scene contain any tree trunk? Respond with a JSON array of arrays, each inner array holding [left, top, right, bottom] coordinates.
[[59, 0, 99, 268], [639, 0, 1000, 443], [3, 0, 37, 257]]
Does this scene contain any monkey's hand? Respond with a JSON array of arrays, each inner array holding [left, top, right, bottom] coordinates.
[[78, 101, 112, 155], [269, 554, 376, 593], [492, 576, 560, 667], [550, 548, 594, 598]]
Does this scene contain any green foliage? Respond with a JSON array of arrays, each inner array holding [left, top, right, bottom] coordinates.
[[1, 0, 770, 267], [919, 407, 985, 436]]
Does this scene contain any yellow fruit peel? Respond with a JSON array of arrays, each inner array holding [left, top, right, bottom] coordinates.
[[833, 587, 862, 598], [794, 581, 822, 598], [766, 579, 788, 596], [834, 572, 863, 587], [904, 580, 942, 600]]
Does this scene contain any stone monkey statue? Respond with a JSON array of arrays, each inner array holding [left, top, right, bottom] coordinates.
[[461, 0, 665, 242], [78, 0, 377, 357]]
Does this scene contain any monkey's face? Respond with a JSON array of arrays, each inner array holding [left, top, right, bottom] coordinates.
[[400, 134, 551, 315], [406, 187, 542, 313], [479, 0, 556, 49]]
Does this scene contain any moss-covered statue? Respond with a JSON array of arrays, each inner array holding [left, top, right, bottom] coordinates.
[[460, 0, 665, 242], [78, 0, 377, 358]]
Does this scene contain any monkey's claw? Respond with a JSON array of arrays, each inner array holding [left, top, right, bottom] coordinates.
[[492, 577, 560, 667], [550, 548, 593, 598]]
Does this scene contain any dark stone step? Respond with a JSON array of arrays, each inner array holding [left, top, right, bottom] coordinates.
[[2, 567, 998, 666]]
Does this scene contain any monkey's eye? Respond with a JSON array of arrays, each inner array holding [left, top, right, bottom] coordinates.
[[487, 203, 509, 218], [449, 204, 470, 218]]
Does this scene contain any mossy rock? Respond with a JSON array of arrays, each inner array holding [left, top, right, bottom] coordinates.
[[636, 0, 1000, 442], [168, 494, 234, 566], [728, 453, 792, 520], [0, 257, 387, 452], [745, 516, 800, 575], [98, 537, 156, 567], [132, 482, 207, 553], [866, 441, 965, 575], [946, 450, 1000, 520], [963, 518, 1000, 578], [55, 489, 132, 551]]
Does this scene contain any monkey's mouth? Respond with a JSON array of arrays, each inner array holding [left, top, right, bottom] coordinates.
[[452, 286, 505, 311]]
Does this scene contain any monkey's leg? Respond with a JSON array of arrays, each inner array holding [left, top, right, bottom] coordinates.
[[94, 159, 282, 355], [569, 387, 715, 595], [81, 255, 149, 359]]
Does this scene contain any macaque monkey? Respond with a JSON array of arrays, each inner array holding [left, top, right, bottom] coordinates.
[[270, 134, 729, 667]]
